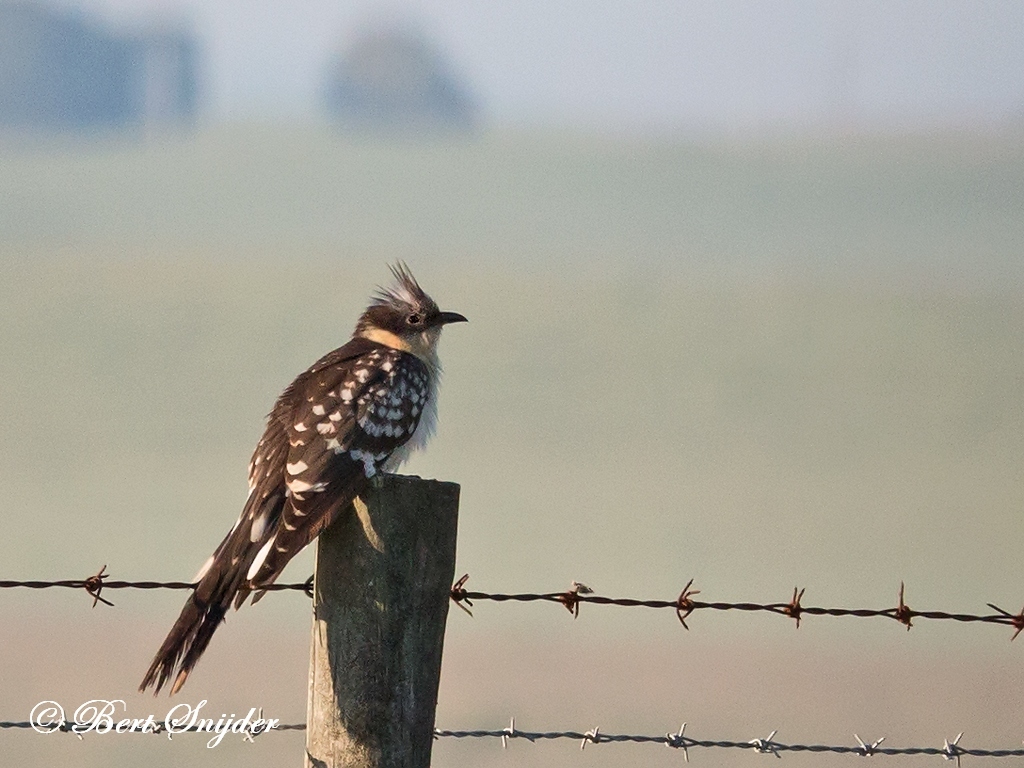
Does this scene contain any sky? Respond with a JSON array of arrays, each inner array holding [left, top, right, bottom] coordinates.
[[51, 0, 1024, 133]]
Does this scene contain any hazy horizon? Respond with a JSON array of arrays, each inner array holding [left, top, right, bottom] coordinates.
[[29, 0, 1024, 134]]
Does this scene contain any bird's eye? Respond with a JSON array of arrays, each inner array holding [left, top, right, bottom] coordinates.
[[407, 313, 423, 326]]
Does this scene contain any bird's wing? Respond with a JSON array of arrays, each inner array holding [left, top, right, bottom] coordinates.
[[241, 341, 429, 589], [139, 339, 429, 694], [192, 338, 379, 600]]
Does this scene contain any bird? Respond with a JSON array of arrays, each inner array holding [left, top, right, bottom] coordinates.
[[140, 263, 466, 695]]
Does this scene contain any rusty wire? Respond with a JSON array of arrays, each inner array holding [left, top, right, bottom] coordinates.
[[449, 575, 1024, 640], [0, 565, 313, 605], [4, 566, 1024, 642]]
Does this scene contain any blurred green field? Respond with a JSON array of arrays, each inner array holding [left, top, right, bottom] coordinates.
[[1, 127, 1023, 767], [2, 125, 1023, 276]]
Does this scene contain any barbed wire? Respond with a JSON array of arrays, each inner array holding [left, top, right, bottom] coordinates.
[[4, 717, 1024, 763], [4, 566, 1024, 640], [0, 565, 312, 606], [6, 570, 1023, 761], [0, 718, 305, 738], [449, 576, 1024, 640], [436, 722, 1024, 764]]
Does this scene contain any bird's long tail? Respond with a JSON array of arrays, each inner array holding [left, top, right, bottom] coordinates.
[[139, 558, 248, 695]]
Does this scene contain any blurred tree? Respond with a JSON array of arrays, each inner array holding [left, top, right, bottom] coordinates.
[[0, 2, 197, 133], [323, 25, 478, 133]]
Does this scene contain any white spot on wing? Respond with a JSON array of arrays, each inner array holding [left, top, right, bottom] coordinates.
[[289, 478, 328, 493], [286, 461, 308, 475], [247, 536, 276, 580], [250, 511, 269, 542]]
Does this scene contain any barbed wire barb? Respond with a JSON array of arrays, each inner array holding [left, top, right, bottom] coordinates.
[[450, 573, 474, 616], [785, 587, 806, 628], [666, 722, 690, 762], [895, 582, 913, 631], [986, 603, 1024, 641], [942, 732, 965, 766], [854, 733, 886, 757], [561, 581, 593, 619], [83, 565, 113, 607], [580, 726, 600, 750], [750, 729, 781, 758], [242, 708, 265, 744], [501, 716, 514, 749], [676, 579, 699, 629]]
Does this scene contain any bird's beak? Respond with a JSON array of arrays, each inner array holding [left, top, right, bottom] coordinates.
[[438, 311, 468, 325]]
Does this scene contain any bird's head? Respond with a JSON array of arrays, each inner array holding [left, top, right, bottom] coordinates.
[[355, 263, 467, 363]]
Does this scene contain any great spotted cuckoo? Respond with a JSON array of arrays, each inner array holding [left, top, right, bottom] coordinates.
[[140, 264, 466, 694]]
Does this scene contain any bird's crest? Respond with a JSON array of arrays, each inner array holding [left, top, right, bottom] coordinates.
[[372, 262, 436, 313]]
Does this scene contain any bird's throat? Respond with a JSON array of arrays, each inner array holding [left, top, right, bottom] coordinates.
[[359, 327, 440, 374], [360, 327, 412, 353]]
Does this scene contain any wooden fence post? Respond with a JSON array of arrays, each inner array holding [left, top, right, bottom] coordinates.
[[305, 474, 460, 768]]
